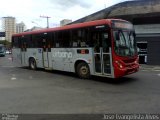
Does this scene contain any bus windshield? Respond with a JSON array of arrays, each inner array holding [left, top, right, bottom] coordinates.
[[114, 30, 137, 57]]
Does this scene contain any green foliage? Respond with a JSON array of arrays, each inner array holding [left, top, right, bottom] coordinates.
[[0, 40, 11, 48]]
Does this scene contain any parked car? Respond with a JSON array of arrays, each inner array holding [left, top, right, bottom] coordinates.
[[5, 49, 12, 54], [5, 50, 10, 54], [0, 44, 6, 57]]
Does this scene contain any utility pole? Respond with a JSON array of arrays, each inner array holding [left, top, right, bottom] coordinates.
[[40, 15, 51, 28]]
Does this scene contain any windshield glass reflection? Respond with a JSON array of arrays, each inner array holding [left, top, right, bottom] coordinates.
[[114, 30, 137, 57]]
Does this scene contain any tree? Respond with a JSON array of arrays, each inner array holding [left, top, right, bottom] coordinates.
[[0, 40, 11, 48]]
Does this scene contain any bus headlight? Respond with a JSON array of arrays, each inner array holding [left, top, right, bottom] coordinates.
[[134, 58, 139, 64], [134, 60, 138, 64], [115, 61, 123, 69]]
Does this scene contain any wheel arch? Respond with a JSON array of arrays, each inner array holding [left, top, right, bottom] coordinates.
[[28, 56, 37, 70], [28, 56, 36, 64]]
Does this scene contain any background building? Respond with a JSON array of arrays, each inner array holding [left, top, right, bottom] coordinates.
[[16, 22, 26, 33], [0, 31, 5, 41], [60, 19, 72, 26], [2, 17, 16, 42], [70, 0, 160, 65]]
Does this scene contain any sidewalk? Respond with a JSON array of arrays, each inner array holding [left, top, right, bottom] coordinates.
[[140, 64, 160, 71]]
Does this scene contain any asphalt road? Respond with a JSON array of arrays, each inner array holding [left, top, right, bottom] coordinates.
[[0, 55, 160, 114]]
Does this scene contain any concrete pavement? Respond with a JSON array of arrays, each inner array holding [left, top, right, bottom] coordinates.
[[140, 64, 160, 71]]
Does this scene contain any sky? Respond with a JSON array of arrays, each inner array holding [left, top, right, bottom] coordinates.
[[0, 0, 131, 29]]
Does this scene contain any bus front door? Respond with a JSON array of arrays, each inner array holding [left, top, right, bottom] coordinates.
[[94, 32, 112, 76], [42, 39, 51, 68], [21, 40, 27, 66]]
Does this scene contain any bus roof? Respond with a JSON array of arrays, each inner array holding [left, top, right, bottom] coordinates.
[[12, 19, 128, 37]]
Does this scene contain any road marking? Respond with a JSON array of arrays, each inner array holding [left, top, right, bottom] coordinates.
[[0, 66, 15, 68], [141, 69, 160, 72], [8, 57, 12, 60], [11, 77, 17, 80], [141, 70, 149, 71]]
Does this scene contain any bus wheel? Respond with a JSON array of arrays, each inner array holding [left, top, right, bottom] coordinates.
[[76, 62, 90, 79], [29, 58, 37, 70]]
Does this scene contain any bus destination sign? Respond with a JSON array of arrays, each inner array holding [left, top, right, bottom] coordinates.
[[112, 21, 133, 30]]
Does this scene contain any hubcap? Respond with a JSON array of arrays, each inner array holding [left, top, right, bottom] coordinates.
[[80, 66, 88, 75]]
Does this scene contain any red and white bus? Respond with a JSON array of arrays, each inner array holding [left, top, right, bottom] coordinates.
[[12, 19, 139, 78]]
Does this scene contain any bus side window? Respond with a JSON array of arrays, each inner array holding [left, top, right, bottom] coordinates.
[[56, 43, 60, 47], [32, 34, 43, 48], [58, 31, 63, 47], [28, 35, 35, 48], [73, 41, 78, 47], [80, 29, 87, 47], [71, 28, 89, 48], [71, 30, 79, 47], [80, 41, 86, 47], [54, 32, 59, 48], [12, 37, 20, 48], [51, 32, 55, 48], [54, 31, 71, 48], [42, 32, 52, 50], [63, 31, 71, 47]]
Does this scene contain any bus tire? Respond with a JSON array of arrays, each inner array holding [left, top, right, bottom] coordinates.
[[29, 58, 37, 70], [76, 62, 90, 79]]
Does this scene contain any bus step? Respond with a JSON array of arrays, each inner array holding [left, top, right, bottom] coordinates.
[[44, 68, 53, 71]]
